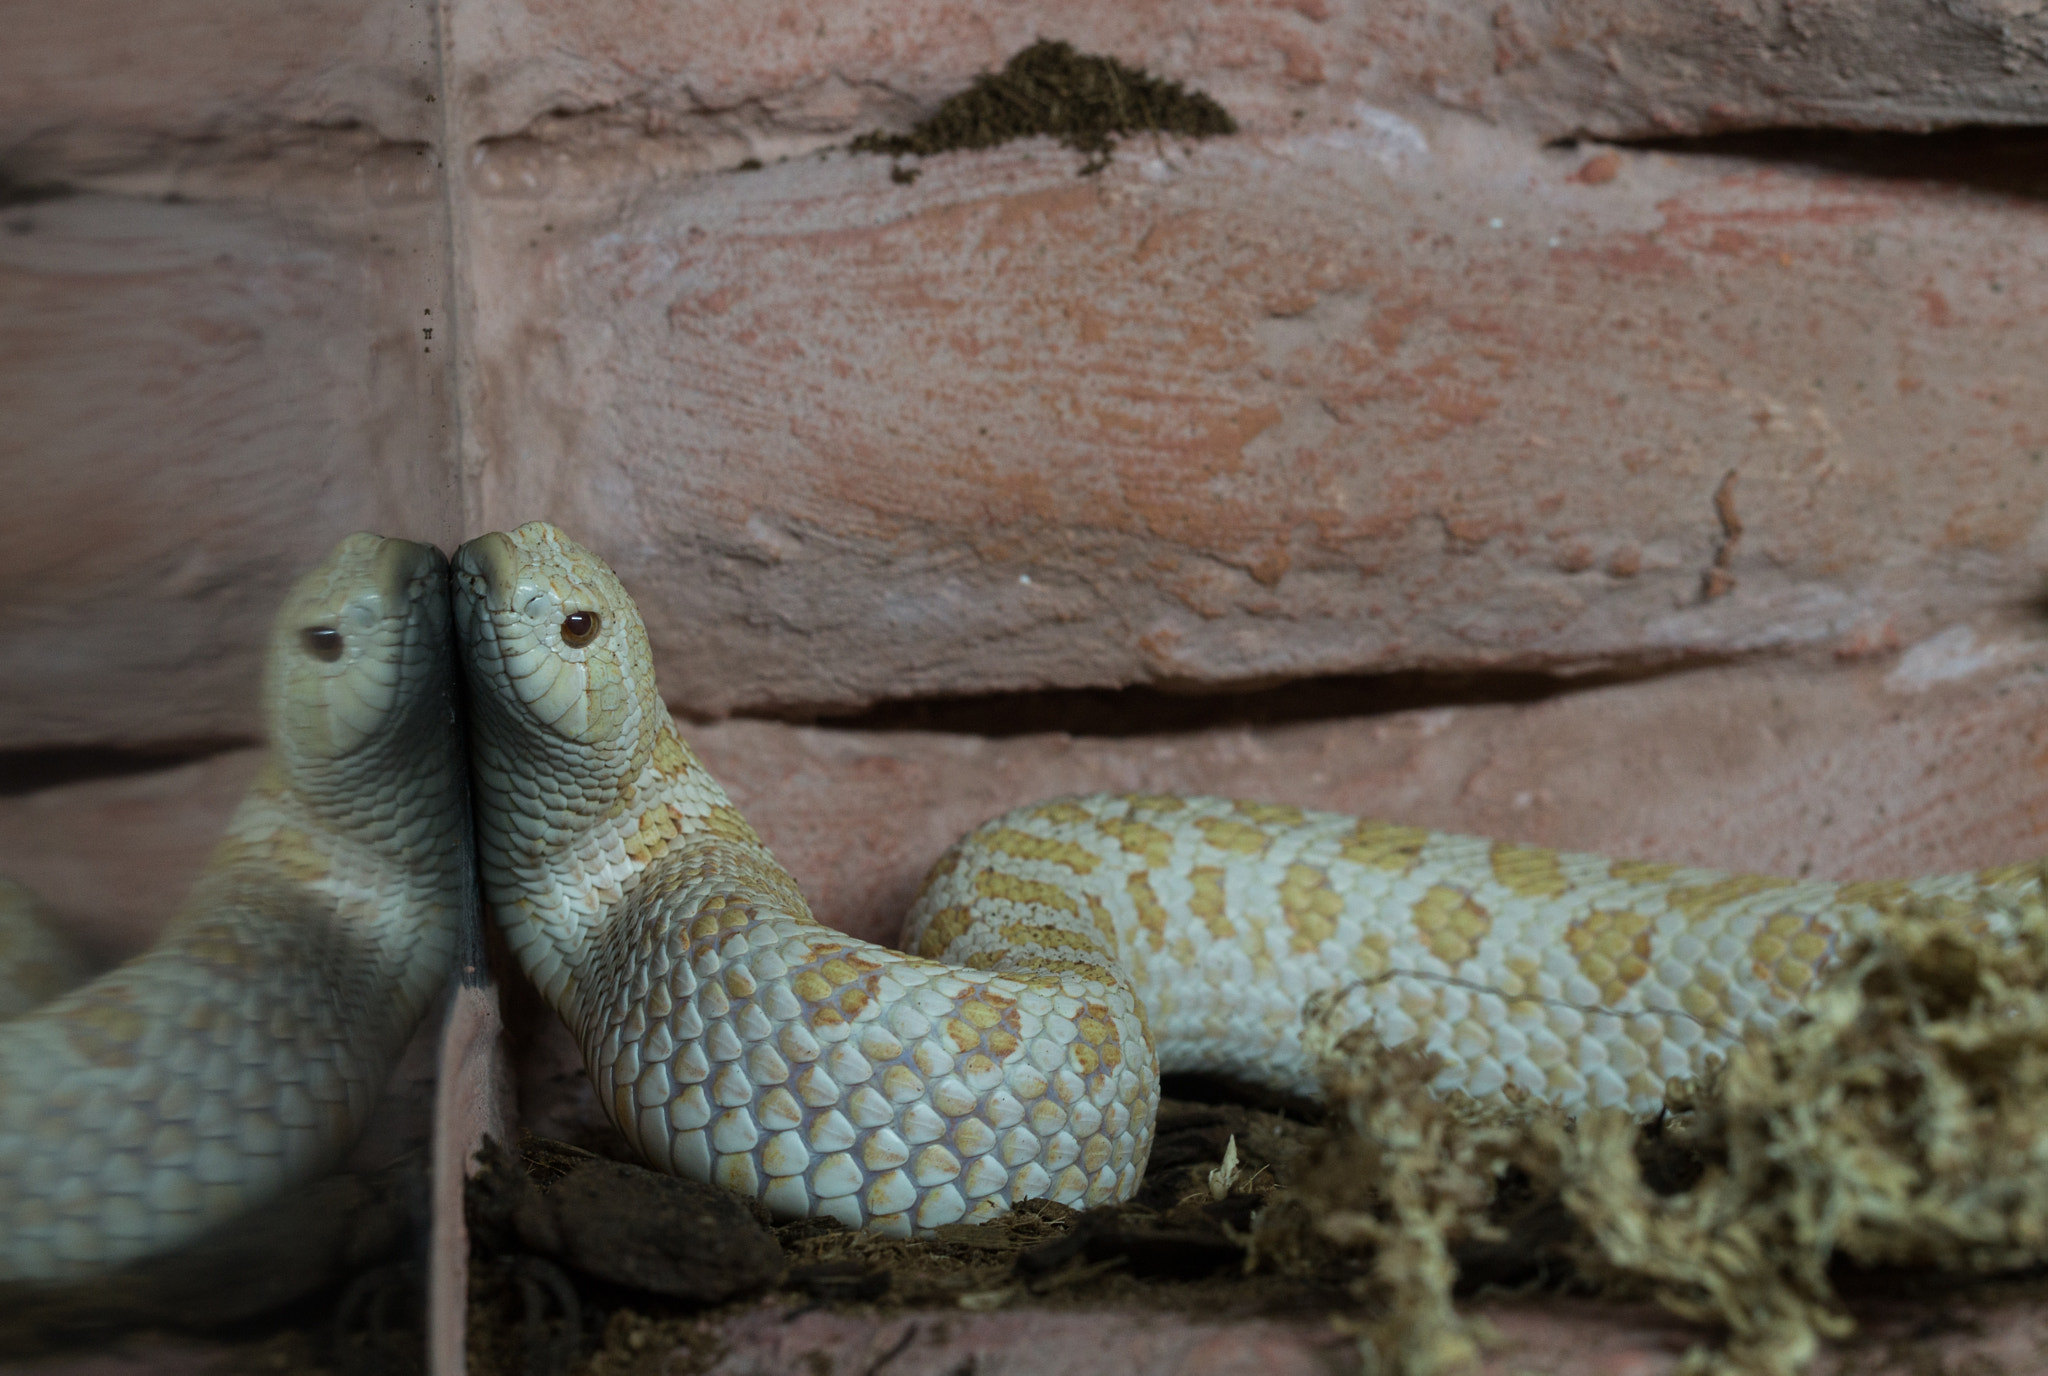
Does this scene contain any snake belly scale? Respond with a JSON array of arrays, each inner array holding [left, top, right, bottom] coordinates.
[[456, 521, 2044, 1237], [0, 535, 470, 1282]]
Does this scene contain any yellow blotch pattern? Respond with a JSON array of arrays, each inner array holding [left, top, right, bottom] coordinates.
[[1665, 874, 1798, 922], [992, 952, 1103, 982], [1083, 893, 1118, 946], [1194, 817, 1271, 857], [1748, 911, 1834, 999], [945, 1018, 982, 1052], [1095, 817, 1174, 868], [1609, 858, 1681, 886], [1413, 886, 1492, 965], [1279, 864, 1342, 953], [1188, 867, 1233, 941], [1339, 821, 1431, 874], [915, 906, 975, 961], [1127, 872, 1169, 948], [698, 805, 762, 850], [650, 725, 693, 777], [1833, 879, 1914, 916], [1234, 801, 1305, 829], [625, 804, 683, 864], [687, 900, 756, 942], [973, 869, 1078, 916], [958, 998, 1004, 1029], [999, 923, 1107, 956], [265, 827, 333, 885], [1348, 931, 1391, 980], [1564, 908, 1654, 1004], [981, 829, 1102, 874], [1489, 842, 1570, 900], [1678, 969, 1732, 1027], [1030, 801, 1096, 826]]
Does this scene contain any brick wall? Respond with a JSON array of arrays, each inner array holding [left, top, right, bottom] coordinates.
[[7, 4, 2048, 1368], [8, 0, 2048, 751], [6, 0, 2046, 949]]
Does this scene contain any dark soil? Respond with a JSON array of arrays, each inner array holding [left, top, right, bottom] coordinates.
[[466, 1096, 1343, 1376], [851, 39, 1236, 176]]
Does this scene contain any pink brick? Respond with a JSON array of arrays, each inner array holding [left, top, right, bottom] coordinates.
[[697, 1303, 1354, 1376], [0, 0, 436, 175], [469, 130, 2048, 715], [0, 191, 459, 750], [446, 0, 2048, 153], [631, 1293, 2048, 1376]]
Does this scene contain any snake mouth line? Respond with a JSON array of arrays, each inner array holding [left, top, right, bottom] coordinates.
[[452, 565, 497, 621]]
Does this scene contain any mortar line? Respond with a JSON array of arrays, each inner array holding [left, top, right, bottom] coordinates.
[[428, 0, 479, 545]]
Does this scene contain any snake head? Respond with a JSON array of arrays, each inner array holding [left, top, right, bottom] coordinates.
[[268, 533, 453, 765], [453, 521, 663, 796]]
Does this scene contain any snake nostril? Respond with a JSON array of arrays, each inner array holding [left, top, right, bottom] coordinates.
[[457, 532, 521, 602]]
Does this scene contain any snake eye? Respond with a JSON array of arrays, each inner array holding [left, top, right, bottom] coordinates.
[[561, 611, 600, 648], [301, 627, 344, 662]]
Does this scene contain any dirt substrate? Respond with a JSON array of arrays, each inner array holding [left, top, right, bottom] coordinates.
[[848, 38, 1236, 176], [467, 1095, 1338, 1376]]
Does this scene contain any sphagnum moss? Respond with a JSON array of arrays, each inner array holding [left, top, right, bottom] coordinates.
[[1272, 883, 2048, 1376]]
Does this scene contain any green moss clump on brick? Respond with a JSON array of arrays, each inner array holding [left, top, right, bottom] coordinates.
[[852, 39, 1236, 175]]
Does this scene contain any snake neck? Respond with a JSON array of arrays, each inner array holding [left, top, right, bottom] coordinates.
[[204, 695, 472, 1016], [475, 713, 806, 1019]]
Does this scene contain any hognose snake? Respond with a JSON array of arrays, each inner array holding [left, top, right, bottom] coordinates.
[[0, 534, 470, 1282], [454, 521, 2042, 1237]]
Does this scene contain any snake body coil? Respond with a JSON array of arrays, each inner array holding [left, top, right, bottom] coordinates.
[[457, 522, 2043, 1236], [0, 535, 470, 1282]]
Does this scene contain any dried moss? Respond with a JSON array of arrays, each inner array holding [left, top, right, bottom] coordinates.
[[1250, 1033, 1575, 1376], [851, 39, 1236, 175], [1273, 890, 2048, 1376]]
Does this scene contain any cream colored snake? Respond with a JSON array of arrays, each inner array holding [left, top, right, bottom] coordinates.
[[0, 534, 471, 1282], [455, 521, 2042, 1236]]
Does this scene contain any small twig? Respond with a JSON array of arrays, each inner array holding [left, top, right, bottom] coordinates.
[[864, 1324, 918, 1376]]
